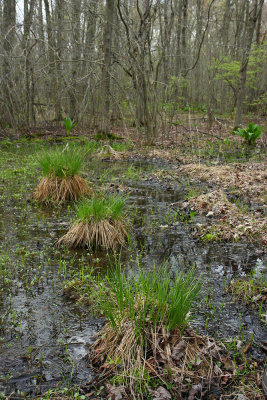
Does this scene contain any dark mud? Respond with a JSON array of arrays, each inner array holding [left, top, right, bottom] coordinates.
[[0, 143, 266, 398]]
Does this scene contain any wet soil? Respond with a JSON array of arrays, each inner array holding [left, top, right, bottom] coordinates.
[[0, 142, 266, 398]]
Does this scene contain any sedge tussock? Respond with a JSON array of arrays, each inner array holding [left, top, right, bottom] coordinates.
[[88, 266, 255, 399], [89, 266, 208, 398], [56, 218, 127, 249], [57, 196, 127, 249], [33, 175, 92, 204]]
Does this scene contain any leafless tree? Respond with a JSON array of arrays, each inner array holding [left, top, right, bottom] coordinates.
[[0, 0, 265, 134]]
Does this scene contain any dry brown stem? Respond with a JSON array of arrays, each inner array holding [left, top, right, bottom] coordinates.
[[33, 175, 92, 204], [56, 218, 127, 249], [91, 321, 229, 399], [93, 319, 143, 373]]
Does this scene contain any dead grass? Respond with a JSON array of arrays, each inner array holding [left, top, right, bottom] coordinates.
[[93, 318, 143, 374], [91, 321, 247, 399], [33, 175, 92, 204], [96, 144, 127, 160], [56, 218, 127, 249]]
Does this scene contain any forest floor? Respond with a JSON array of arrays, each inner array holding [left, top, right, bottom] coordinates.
[[0, 116, 266, 400]]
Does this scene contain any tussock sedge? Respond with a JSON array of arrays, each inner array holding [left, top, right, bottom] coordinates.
[[87, 265, 258, 399], [56, 196, 128, 249], [89, 264, 213, 398], [33, 148, 92, 204]]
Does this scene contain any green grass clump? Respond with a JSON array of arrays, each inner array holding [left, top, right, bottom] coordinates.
[[38, 148, 83, 178], [84, 140, 101, 153], [110, 141, 130, 152], [91, 262, 203, 393], [76, 196, 126, 223], [57, 195, 127, 249], [99, 263, 201, 335]]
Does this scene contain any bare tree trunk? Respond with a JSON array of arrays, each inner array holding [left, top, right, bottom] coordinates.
[[181, 0, 188, 101], [23, 0, 36, 127], [221, 0, 232, 50], [38, 0, 45, 51], [84, 0, 98, 62], [55, 0, 64, 120], [2, 0, 16, 126], [255, 2, 262, 45], [194, 0, 203, 103], [44, 0, 62, 121], [174, 0, 183, 76], [234, 0, 263, 126], [234, 0, 246, 59], [159, 0, 173, 86], [0, 1, 3, 34], [69, 0, 81, 120], [99, 0, 116, 134]]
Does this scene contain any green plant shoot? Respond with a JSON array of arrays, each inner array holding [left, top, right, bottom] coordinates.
[[232, 122, 263, 145], [62, 117, 78, 135]]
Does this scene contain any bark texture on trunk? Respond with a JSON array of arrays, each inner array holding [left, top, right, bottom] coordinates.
[[2, 0, 16, 126], [234, 0, 264, 126], [100, 0, 116, 134]]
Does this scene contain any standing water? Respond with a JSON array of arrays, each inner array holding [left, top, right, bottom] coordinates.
[[0, 142, 266, 397]]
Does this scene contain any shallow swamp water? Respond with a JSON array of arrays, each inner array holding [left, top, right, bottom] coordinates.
[[0, 141, 266, 398]]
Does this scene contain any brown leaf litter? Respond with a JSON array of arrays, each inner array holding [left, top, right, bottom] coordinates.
[[178, 162, 267, 205], [181, 189, 266, 243], [90, 323, 265, 399]]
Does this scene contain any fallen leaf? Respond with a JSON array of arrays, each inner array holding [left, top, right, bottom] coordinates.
[[236, 395, 249, 400], [105, 384, 126, 400], [221, 357, 234, 371], [221, 373, 232, 385], [188, 384, 202, 400], [243, 342, 251, 354], [149, 386, 172, 400], [213, 364, 222, 376], [172, 340, 186, 362], [252, 294, 262, 302], [184, 326, 195, 337], [145, 357, 157, 375]]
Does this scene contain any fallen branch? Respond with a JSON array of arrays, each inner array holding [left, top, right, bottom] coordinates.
[[177, 123, 223, 140]]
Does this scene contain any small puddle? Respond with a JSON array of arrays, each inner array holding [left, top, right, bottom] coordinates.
[[0, 145, 266, 397]]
